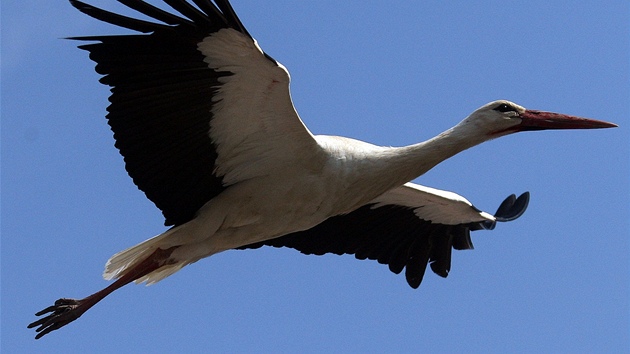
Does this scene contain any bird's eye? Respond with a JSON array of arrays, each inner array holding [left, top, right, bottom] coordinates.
[[493, 103, 515, 113]]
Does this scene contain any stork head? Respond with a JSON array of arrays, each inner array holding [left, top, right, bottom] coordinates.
[[464, 100, 617, 137]]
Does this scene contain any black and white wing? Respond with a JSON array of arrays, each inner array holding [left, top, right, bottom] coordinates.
[[240, 183, 529, 289], [69, 0, 318, 226]]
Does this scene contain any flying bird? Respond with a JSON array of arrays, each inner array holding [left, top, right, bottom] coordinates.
[[29, 0, 616, 339]]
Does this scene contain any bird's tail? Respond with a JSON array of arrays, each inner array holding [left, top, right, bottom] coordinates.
[[103, 228, 185, 285]]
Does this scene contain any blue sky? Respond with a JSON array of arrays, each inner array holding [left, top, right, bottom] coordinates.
[[2, 1, 629, 352]]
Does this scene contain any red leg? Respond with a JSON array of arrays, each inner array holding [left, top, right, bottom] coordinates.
[[28, 247, 178, 339]]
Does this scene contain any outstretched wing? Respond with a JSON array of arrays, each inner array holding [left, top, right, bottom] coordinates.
[[240, 183, 529, 289], [70, 0, 318, 226]]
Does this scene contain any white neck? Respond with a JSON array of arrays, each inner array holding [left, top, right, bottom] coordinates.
[[317, 120, 493, 212], [366, 122, 491, 192]]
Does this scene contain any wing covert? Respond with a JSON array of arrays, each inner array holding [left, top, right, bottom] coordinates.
[[70, 1, 317, 226], [240, 183, 530, 289]]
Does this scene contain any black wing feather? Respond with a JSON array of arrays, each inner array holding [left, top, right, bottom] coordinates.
[[214, 0, 251, 37], [70, 0, 170, 33], [405, 235, 431, 289], [69, 0, 253, 226], [428, 225, 453, 278], [163, 0, 214, 26], [117, 0, 195, 27]]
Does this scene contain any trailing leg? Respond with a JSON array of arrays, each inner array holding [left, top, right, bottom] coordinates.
[[28, 246, 178, 339]]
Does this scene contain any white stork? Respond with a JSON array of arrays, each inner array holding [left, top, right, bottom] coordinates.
[[29, 0, 616, 339]]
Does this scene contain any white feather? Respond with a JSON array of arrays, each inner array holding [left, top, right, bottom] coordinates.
[[371, 183, 495, 225]]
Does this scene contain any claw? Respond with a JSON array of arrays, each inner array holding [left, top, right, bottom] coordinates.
[[28, 298, 85, 339]]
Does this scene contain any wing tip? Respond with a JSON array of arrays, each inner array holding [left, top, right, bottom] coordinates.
[[495, 191, 530, 222]]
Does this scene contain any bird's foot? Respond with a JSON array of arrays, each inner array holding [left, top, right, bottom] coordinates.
[[27, 247, 180, 339], [28, 298, 87, 339]]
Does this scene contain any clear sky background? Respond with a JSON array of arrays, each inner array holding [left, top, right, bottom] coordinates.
[[2, 1, 629, 353]]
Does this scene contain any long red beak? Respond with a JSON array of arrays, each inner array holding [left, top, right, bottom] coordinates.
[[519, 110, 617, 131]]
